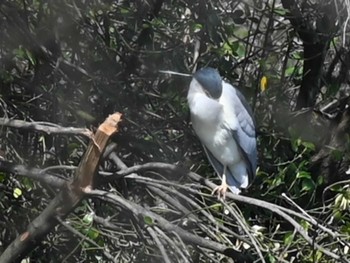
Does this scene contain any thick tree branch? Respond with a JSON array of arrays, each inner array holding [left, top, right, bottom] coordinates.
[[0, 113, 122, 263], [0, 160, 66, 188], [281, 0, 335, 109]]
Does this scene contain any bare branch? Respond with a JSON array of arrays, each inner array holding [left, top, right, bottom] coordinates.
[[223, 203, 265, 263], [154, 226, 191, 263], [0, 160, 66, 188], [0, 118, 92, 137], [147, 227, 171, 263], [115, 161, 349, 263], [86, 189, 247, 261], [57, 217, 116, 262]]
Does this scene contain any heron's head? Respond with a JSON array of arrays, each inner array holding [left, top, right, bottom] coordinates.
[[193, 67, 222, 100]]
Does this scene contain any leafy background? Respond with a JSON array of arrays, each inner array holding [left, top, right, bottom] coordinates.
[[0, 0, 350, 262]]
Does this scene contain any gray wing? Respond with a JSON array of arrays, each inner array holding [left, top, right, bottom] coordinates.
[[220, 82, 257, 184], [231, 88, 257, 183]]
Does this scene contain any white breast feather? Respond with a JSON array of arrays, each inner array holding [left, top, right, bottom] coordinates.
[[188, 80, 242, 166]]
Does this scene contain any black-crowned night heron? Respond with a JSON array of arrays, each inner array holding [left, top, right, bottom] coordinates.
[[187, 67, 257, 198]]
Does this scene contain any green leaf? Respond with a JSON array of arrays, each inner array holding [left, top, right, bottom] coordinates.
[[22, 177, 34, 190], [267, 253, 276, 263], [210, 203, 223, 211], [340, 223, 350, 234], [0, 70, 14, 83], [142, 23, 150, 29], [296, 171, 311, 179], [301, 141, 315, 151], [285, 66, 295, 77], [144, 215, 154, 225], [331, 149, 344, 161], [0, 172, 6, 182], [13, 47, 26, 58], [83, 213, 93, 225], [301, 178, 315, 192], [76, 110, 96, 122], [283, 232, 294, 245], [292, 52, 302, 60], [234, 27, 249, 38], [222, 42, 233, 55], [300, 219, 311, 230], [192, 23, 203, 32], [68, 142, 80, 152], [290, 136, 301, 152], [274, 8, 287, 16], [333, 210, 342, 220], [234, 42, 246, 58], [272, 176, 283, 187], [25, 49, 36, 65], [119, 7, 129, 14], [315, 250, 323, 261], [330, 184, 344, 192], [144, 135, 153, 141], [87, 227, 100, 240], [316, 175, 324, 186]]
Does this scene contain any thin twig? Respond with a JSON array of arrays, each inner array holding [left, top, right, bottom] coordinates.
[[129, 174, 249, 244], [147, 227, 171, 263], [115, 161, 348, 262], [86, 189, 245, 259], [57, 217, 116, 262], [223, 202, 266, 263], [154, 226, 191, 263]]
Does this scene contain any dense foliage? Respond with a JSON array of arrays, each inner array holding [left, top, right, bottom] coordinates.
[[0, 0, 350, 262]]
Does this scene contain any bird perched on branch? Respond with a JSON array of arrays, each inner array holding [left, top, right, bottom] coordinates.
[[187, 67, 257, 199]]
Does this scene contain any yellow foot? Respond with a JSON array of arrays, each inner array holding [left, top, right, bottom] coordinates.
[[212, 182, 228, 200]]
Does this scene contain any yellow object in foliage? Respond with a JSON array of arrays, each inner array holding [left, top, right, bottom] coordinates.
[[260, 76, 268, 92], [13, 188, 22, 198]]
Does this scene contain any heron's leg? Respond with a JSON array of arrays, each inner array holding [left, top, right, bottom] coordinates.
[[212, 165, 228, 200]]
